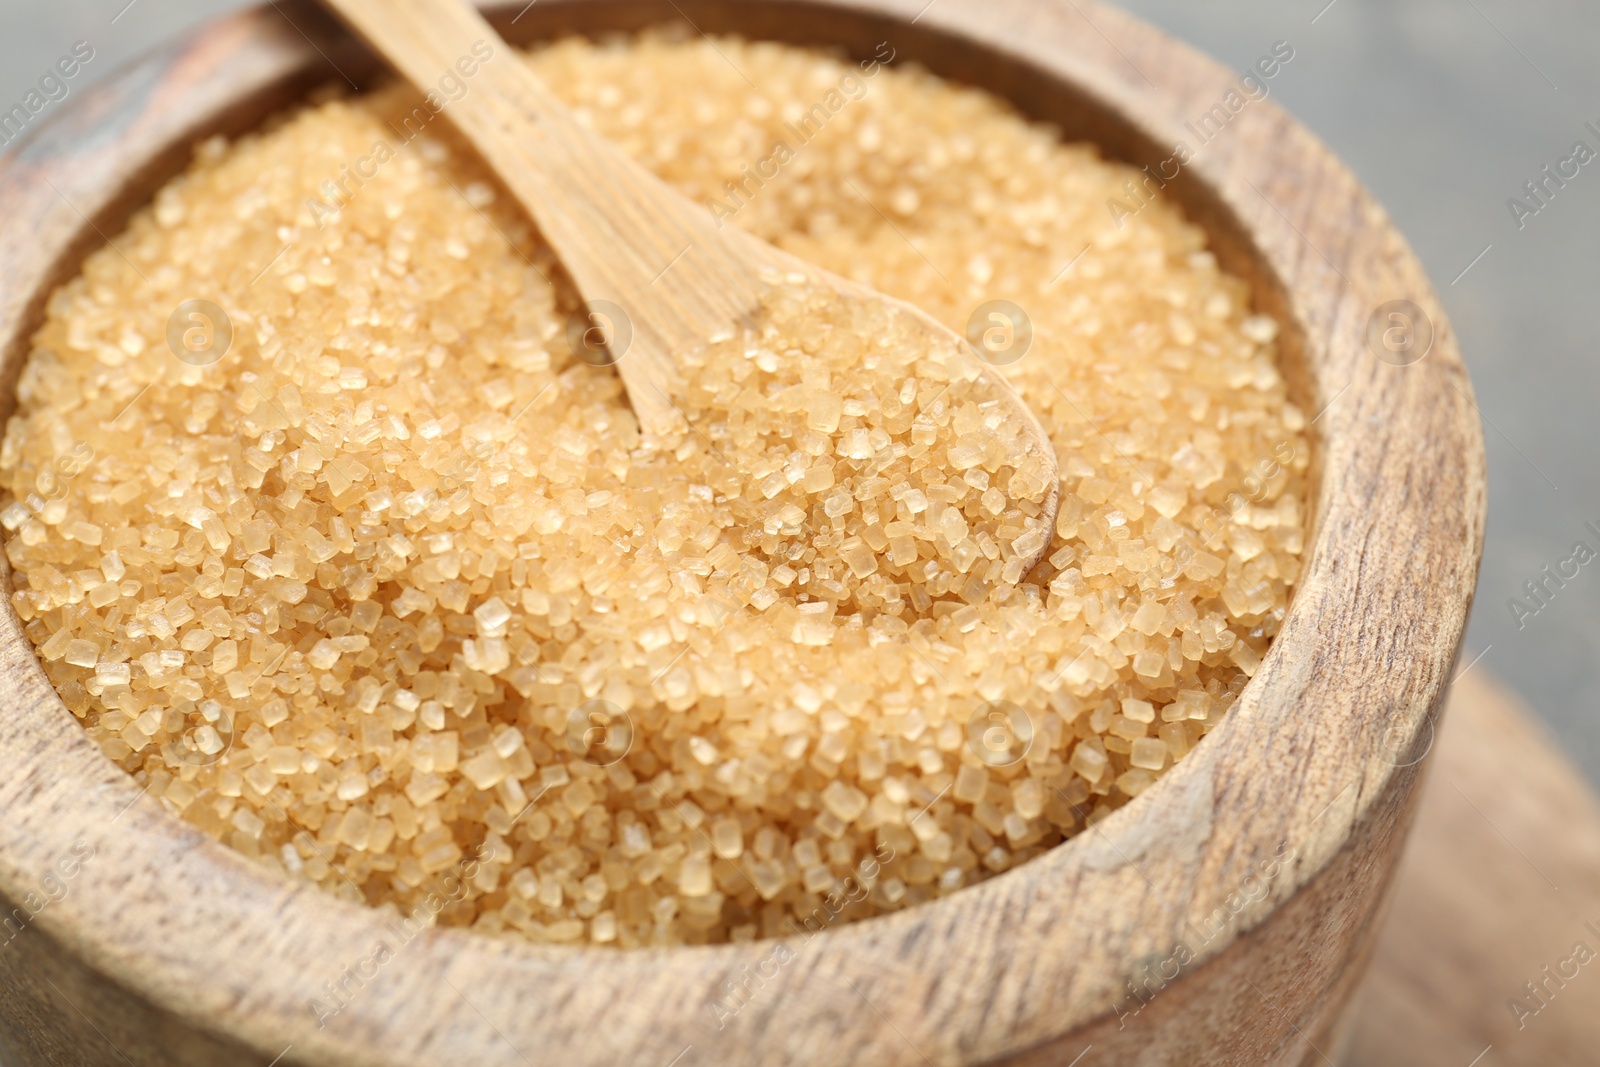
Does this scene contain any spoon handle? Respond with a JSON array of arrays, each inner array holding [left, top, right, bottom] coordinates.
[[320, 0, 766, 434]]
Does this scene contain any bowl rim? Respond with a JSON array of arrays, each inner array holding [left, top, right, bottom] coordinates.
[[0, 1, 1485, 1064]]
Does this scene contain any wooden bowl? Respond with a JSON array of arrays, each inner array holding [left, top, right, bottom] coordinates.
[[0, 2, 1485, 1064]]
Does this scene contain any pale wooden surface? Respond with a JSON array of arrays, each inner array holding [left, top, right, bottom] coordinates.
[[1346, 669, 1600, 1067], [0, 2, 1483, 1064]]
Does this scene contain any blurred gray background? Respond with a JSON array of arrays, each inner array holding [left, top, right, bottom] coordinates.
[[1, 0, 1595, 778]]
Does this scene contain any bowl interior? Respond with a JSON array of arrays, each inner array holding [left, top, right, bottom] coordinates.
[[0, 0, 1320, 931]]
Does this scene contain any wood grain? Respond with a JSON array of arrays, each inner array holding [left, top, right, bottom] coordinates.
[[1346, 670, 1600, 1067], [0, 2, 1485, 1065]]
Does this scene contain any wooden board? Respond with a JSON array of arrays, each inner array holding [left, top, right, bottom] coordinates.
[[1347, 669, 1600, 1066]]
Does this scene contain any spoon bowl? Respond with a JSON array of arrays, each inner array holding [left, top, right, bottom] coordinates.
[[319, 0, 1062, 578]]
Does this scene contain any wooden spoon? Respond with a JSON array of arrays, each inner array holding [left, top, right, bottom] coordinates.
[[316, 0, 1061, 571]]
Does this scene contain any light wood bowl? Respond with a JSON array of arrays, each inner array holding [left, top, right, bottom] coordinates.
[[0, 2, 1485, 1064]]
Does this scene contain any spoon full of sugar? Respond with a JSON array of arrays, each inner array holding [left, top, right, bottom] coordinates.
[[316, 0, 1061, 580]]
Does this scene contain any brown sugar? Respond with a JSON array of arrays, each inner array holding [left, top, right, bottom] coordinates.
[[0, 32, 1307, 946]]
